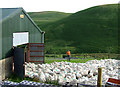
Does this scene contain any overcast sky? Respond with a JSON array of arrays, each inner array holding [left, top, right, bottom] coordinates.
[[0, 0, 119, 13]]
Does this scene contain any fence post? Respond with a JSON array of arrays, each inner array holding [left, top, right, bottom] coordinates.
[[108, 53, 109, 59], [54, 53, 55, 59], [95, 54, 96, 59], [97, 67, 102, 87]]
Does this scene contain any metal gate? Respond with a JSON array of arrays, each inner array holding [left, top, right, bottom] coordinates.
[[14, 47, 25, 78], [27, 43, 45, 63]]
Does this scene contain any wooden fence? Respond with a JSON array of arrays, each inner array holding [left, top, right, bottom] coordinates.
[[45, 53, 120, 59]]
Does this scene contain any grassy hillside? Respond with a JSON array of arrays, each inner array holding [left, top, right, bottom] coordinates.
[[30, 4, 118, 54], [28, 11, 72, 25]]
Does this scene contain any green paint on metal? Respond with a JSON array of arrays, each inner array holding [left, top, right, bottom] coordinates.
[[0, 8, 2, 60], [0, 8, 43, 59]]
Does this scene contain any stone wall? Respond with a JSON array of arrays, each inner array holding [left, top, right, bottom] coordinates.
[[0, 57, 13, 81]]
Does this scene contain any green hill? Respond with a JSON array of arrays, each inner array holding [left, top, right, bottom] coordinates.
[[28, 11, 72, 25], [31, 4, 119, 54]]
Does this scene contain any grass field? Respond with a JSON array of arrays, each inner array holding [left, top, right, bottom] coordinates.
[[30, 4, 118, 54], [44, 53, 119, 64], [28, 11, 71, 26], [45, 58, 95, 64]]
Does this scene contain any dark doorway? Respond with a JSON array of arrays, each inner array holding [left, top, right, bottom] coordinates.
[[14, 47, 25, 78]]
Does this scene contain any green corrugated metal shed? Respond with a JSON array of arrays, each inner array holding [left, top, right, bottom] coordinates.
[[0, 8, 43, 59]]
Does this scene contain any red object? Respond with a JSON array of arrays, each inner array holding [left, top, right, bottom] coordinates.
[[67, 50, 71, 55], [107, 78, 120, 85]]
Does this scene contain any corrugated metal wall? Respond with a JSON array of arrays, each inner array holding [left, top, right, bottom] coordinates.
[[0, 9, 2, 60], [2, 9, 42, 59]]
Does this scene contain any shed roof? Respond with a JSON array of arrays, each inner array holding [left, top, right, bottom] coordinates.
[[0, 8, 42, 33]]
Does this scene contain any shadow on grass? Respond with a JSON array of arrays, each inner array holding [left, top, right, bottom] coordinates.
[[8, 73, 39, 82], [8, 73, 23, 82], [8, 73, 59, 85]]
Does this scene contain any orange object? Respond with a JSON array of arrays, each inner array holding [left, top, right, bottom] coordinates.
[[67, 50, 71, 55]]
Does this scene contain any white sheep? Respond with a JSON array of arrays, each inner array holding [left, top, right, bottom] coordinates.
[[25, 59, 119, 85]]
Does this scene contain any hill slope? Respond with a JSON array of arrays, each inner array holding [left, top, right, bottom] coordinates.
[[28, 11, 72, 25], [39, 4, 118, 54], [30, 4, 118, 54]]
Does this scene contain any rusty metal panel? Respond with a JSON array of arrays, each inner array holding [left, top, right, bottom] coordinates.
[[27, 43, 44, 63]]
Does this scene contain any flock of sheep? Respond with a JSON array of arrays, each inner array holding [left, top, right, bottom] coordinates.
[[25, 59, 120, 86]]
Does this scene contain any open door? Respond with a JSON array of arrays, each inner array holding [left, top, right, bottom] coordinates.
[[14, 47, 25, 78], [13, 32, 28, 78]]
